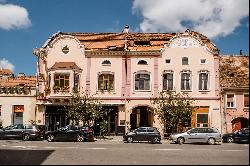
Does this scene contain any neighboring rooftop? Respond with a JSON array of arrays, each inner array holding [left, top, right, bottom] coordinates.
[[0, 69, 13, 75], [219, 55, 249, 88]]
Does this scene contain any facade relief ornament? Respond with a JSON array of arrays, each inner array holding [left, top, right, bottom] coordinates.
[[169, 36, 201, 48]]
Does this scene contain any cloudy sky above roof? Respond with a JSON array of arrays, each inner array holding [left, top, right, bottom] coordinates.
[[0, 0, 248, 75]]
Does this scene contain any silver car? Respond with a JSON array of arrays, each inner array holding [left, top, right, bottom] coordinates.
[[169, 127, 222, 145]]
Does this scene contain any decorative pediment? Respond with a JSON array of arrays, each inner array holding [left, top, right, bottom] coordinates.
[[169, 36, 202, 48]]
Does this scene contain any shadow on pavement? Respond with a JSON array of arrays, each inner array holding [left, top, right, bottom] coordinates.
[[0, 149, 54, 165]]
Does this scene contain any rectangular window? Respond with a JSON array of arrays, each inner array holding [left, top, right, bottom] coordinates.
[[165, 59, 171, 64], [54, 74, 69, 89], [244, 94, 249, 108], [163, 73, 173, 90], [98, 74, 114, 91], [200, 59, 206, 64], [182, 57, 189, 65], [196, 114, 208, 127], [227, 94, 235, 108], [199, 73, 209, 90], [181, 72, 191, 90], [135, 73, 150, 91]]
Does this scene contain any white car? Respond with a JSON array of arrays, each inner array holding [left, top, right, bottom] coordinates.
[[169, 127, 222, 145]]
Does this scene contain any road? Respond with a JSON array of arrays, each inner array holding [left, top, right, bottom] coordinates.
[[0, 139, 248, 165]]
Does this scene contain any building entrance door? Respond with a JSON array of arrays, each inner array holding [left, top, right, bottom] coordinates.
[[130, 106, 154, 130]]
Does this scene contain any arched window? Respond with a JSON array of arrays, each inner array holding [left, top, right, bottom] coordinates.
[[135, 71, 150, 91], [102, 60, 111, 66], [138, 60, 148, 65]]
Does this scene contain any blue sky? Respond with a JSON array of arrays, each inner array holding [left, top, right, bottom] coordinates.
[[0, 0, 249, 76]]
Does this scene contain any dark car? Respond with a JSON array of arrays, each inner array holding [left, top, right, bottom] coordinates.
[[0, 124, 44, 141], [123, 127, 161, 144], [45, 125, 94, 142], [222, 128, 249, 143], [233, 128, 249, 143]]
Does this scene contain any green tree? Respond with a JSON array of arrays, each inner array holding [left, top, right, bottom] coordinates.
[[65, 92, 102, 126], [151, 90, 196, 133]]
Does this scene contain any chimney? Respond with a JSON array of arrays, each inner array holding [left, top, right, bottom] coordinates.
[[123, 24, 129, 33], [240, 49, 243, 55]]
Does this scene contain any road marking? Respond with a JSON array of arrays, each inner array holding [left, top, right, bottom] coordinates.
[[153, 149, 183, 151], [222, 150, 245, 152], [87, 148, 106, 150]]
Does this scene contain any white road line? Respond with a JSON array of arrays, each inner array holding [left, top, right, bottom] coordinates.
[[153, 149, 183, 151], [86, 148, 106, 150], [222, 150, 245, 152]]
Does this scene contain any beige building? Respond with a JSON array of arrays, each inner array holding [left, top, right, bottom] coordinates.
[[0, 72, 36, 127], [33, 28, 221, 135]]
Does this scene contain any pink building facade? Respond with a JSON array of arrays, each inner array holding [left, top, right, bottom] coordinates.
[[33, 28, 222, 135], [220, 56, 249, 134]]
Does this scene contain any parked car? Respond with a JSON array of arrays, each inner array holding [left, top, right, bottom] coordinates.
[[169, 127, 222, 145], [233, 128, 249, 143], [123, 127, 161, 144], [45, 125, 94, 142], [222, 128, 249, 143], [0, 124, 44, 141]]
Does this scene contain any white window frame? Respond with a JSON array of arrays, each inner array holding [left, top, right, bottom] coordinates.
[[198, 70, 210, 91], [162, 70, 174, 91], [134, 71, 151, 92], [243, 93, 249, 108], [226, 93, 236, 108], [180, 70, 192, 91]]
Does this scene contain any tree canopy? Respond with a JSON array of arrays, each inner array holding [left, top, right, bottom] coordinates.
[[151, 91, 196, 133]]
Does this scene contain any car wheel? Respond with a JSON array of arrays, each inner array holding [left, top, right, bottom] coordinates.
[[177, 137, 184, 145], [77, 135, 84, 142], [23, 134, 30, 141], [127, 137, 133, 143], [208, 138, 215, 145], [152, 137, 160, 144], [47, 134, 55, 142], [227, 137, 234, 143]]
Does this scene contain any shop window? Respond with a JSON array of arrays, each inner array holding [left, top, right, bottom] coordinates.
[[163, 72, 173, 90], [196, 114, 208, 127], [135, 73, 150, 91], [199, 72, 209, 91], [244, 94, 249, 108], [226, 94, 235, 108], [13, 105, 24, 125], [98, 73, 114, 91]]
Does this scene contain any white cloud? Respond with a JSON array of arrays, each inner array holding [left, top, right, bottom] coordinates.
[[0, 3, 31, 30], [132, 0, 249, 39], [0, 58, 15, 71]]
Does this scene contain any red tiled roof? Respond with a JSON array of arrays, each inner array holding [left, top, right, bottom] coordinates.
[[0, 76, 36, 87], [42, 31, 219, 53], [219, 55, 249, 88], [0, 69, 12, 75], [48, 62, 82, 72]]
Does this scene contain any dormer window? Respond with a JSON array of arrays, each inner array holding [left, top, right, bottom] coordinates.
[[102, 60, 111, 66], [138, 60, 148, 65], [134, 41, 150, 46], [62, 45, 69, 54]]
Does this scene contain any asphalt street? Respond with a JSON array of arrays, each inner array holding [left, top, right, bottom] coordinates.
[[0, 139, 248, 165]]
